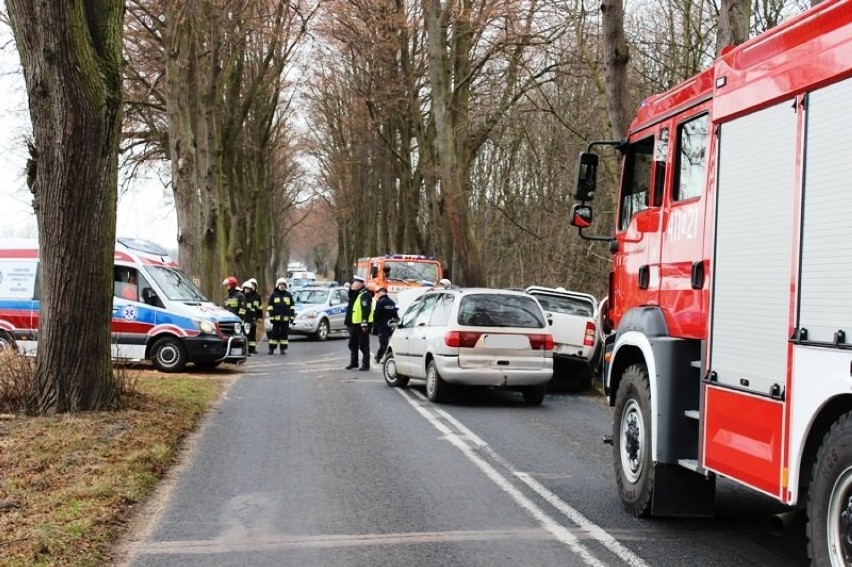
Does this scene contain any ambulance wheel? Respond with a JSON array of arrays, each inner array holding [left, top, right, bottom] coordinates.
[[151, 337, 187, 373], [807, 411, 852, 565], [613, 362, 653, 517], [313, 319, 330, 341], [0, 331, 16, 353]]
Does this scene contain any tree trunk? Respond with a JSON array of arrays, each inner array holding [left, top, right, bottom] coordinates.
[[716, 0, 751, 56], [7, 0, 124, 413], [600, 0, 631, 141]]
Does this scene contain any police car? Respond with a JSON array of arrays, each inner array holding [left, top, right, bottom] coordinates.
[[287, 286, 349, 341]]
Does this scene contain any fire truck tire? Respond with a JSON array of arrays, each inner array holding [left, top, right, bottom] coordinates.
[[807, 411, 852, 565], [151, 337, 187, 373], [383, 351, 409, 388], [613, 362, 653, 517]]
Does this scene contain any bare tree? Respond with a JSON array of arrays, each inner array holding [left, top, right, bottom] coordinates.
[[716, 0, 750, 55], [600, 0, 631, 141], [7, 0, 124, 412]]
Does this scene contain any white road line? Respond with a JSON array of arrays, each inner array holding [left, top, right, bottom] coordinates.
[[394, 388, 608, 567], [428, 400, 652, 567]]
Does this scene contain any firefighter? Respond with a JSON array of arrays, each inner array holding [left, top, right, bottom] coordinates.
[[222, 276, 247, 321], [345, 275, 374, 371], [267, 277, 294, 354], [240, 280, 262, 355]]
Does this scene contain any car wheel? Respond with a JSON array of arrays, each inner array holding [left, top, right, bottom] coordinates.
[[522, 383, 547, 406], [383, 351, 409, 388], [425, 359, 448, 403], [613, 363, 653, 517], [0, 331, 17, 354], [151, 337, 187, 373], [314, 318, 330, 341], [807, 411, 852, 565]]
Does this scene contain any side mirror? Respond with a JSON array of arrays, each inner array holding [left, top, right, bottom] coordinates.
[[570, 204, 593, 229], [574, 152, 598, 201]]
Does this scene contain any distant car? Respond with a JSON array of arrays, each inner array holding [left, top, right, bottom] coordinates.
[[287, 286, 349, 341], [383, 288, 554, 405]]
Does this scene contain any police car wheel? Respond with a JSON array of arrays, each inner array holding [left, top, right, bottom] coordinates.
[[151, 337, 187, 373], [314, 319, 330, 341]]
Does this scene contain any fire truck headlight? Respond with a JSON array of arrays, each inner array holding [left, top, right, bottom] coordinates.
[[197, 320, 217, 335]]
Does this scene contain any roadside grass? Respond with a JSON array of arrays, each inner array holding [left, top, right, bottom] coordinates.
[[0, 367, 226, 567]]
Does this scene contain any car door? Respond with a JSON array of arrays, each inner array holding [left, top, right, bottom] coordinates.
[[393, 295, 426, 375], [329, 289, 347, 331], [404, 294, 440, 378]]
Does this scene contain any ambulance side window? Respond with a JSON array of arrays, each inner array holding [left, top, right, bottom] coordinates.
[[618, 136, 655, 231], [114, 267, 139, 301], [674, 114, 709, 201]]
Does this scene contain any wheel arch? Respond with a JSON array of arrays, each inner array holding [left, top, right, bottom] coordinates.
[[145, 331, 183, 359], [796, 394, 852, 503]]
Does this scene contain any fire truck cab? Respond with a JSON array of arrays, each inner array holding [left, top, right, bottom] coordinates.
[[572, 1, 852, 561]]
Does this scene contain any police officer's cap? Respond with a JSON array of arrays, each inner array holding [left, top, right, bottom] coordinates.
[[352, 275, 365, 283]]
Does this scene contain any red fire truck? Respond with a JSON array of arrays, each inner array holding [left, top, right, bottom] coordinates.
[[571, 1, 852, 562]]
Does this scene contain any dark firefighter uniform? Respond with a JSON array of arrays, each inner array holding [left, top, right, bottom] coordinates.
[[224, 286, 248, 321], [267, 280, 294, 354], [243, 280, 263, 354]]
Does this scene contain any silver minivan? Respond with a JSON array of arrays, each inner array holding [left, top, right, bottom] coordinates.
[[383, 288, 554, 404]]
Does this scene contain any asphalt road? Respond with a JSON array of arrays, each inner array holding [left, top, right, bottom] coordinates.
[[122, 335, 809, 566]]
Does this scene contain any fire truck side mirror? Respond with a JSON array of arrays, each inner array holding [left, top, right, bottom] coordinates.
[[570, 204, 593, 229], [574, 152, 598, 202]]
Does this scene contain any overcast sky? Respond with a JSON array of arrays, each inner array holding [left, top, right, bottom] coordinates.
[[0, 23, 178, 249]]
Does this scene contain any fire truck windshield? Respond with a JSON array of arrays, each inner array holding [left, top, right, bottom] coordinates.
[[384, 261, 439, 283]]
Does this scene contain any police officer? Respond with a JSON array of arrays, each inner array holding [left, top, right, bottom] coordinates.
[[267, 277, 294, 354], [372, 287, 398, 364], [240, 280, 262, 355], [222, 276, 247, 320], [345, 275, 374, 371]]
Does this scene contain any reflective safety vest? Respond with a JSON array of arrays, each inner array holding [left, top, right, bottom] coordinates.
[[351, 291, 374, 325]]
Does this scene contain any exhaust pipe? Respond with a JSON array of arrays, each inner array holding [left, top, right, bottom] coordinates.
[[768, 509, 805, 536]]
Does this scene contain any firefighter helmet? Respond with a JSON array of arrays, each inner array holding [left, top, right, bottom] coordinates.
[[276, 277, 287, 287], [247, 277, 258, 289], [241, 280, 252, 290], [223, 276, 238, 289]]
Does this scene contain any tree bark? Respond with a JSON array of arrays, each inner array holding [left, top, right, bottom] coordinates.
[[716, 0, 751, 56], [7, 0, 124, 413], [600, 0, 631, 141]]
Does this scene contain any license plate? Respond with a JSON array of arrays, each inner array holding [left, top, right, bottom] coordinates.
[[231, 348, 244, 356], [482, 334, 527, 349]]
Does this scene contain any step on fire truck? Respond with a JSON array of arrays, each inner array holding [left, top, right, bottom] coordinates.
[[571, 1, 852, 562]]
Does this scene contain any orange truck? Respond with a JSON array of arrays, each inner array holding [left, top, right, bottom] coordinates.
[[354, 254, 443, 297]]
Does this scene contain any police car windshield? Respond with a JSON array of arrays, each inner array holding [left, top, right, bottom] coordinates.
[[385, 261, 439, 283], [293, 289, 328, 304], [146, 266, 207, 302]]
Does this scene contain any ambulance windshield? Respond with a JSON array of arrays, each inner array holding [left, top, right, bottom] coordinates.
[[146, 266, 208, 302]]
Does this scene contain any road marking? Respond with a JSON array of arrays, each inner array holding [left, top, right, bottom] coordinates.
[[395, 388, 609, 567], [430, 402, 652, 567], [133, 527, 553, 555]]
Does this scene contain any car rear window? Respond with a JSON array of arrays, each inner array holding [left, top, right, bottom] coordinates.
[[532, 294, 594, 317], [457, 294, 545, 328]]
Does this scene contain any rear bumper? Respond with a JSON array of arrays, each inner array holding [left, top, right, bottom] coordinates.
[[183, 335, 247, 364], [434, 355, 553, 386]]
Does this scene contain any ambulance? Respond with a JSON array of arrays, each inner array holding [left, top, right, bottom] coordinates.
[[0, 238, 247, 372]]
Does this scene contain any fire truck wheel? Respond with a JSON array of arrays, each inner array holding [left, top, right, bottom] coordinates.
[[613, 362, 653, 517], [807, 411, 852, 565], [383, 352, 409, 388], [151, 337, 187, 373]]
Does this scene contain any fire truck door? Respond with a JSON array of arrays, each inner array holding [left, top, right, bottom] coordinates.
[[704, 98, 797, 498], [613, 134, 664, 319], [660, 113, 710, 339]]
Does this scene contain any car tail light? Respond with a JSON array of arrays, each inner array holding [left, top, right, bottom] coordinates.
[[445, 331, 482, 348], [528, 333, 554, 351], [584, 321, 596, 347]]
